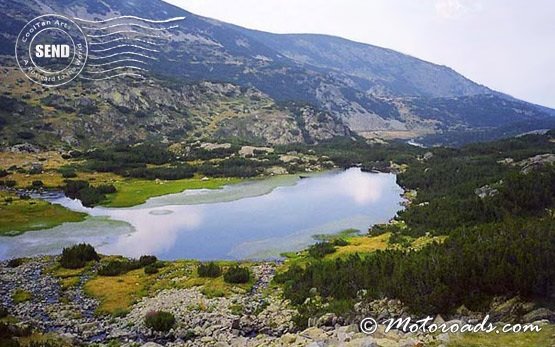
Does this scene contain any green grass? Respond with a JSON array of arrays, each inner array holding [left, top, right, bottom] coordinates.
[[12, 289, 32, 304], [279, 232, 447, 272], [447, 324, 555, 347], [84, 260, 255, 316], [312, 228, 360, 241], [0, 192, 87, 236], [102, 177, 243, 207]]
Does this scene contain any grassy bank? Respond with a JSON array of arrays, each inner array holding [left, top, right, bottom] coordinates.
[[0, 192, 87, 236], [102, 177, 243, 207]]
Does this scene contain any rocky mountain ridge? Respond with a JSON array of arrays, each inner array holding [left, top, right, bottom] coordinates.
[[0, 0, 553, 148]]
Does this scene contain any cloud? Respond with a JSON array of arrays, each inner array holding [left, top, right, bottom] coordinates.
[[435, 0, 481, 18]]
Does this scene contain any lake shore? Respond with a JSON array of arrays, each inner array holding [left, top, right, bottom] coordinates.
[[0, 169, 404, 261]]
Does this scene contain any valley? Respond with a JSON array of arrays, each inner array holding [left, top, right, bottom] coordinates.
[[1, 131, 554, 346], [1, 1, 554, 346]]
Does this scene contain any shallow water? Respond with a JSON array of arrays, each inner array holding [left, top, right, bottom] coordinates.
[[0, 168, 404, 260]]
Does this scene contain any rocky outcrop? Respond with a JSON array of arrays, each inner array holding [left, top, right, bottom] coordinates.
[[2, 258, 554, 347], [515, 154, 555, 174]]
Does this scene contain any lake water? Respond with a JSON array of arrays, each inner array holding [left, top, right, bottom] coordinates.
[[0, 168, 404, 260]]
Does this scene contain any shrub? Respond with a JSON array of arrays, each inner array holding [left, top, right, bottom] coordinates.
[[31, 180, 44, 188], [0, 306, 7, 318], [139, 255, 158, 267], [99, 256, 160, 276], [3, 180, 16, 188], [308, 242, 336, 258], [0, 169, 8, 178], [77, 187, 105, 207], [18, 194, 31, 200], [223, 266, 250, 284], [63, 180, 114, 207], [197, 262, 222, 278], [7, 258, 23, 268], [98, 260, 135, 276], [58, 167, 77, 178], [59, 243, 99, 269], [17, 131, 35, 140], [145, 311, 175, 332], [333, 239, 349, 246], [96, 184, 116, 194], [144, 264, 159, 275]]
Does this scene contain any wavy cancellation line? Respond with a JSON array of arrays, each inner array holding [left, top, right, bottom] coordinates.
[[74, 15, 186, 24], [80, 72, 145, 81], [89, 37, 161, 46], [90, 44, 160, 53], [88, 51, 158, 60], [86, 30, 168, 39], [87, 58, 149, 67], [83, 23, 179, 31], [86, 66, 147, 74], [76, 16, 184, 80]]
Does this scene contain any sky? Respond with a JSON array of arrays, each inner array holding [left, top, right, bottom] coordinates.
[[163, 0, 555, 108]]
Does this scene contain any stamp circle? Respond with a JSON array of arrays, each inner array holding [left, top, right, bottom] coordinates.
[[15, 14, 88, 88]]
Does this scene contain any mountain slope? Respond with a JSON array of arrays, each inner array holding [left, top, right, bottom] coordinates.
[[0, 0, 553, 148], [233, 30, 490, 98]]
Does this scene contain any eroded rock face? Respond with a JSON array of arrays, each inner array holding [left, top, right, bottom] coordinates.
[[0, 68, 350, 148]]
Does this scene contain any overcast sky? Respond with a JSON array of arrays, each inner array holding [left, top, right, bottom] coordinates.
[[164, 0, 555, 108]]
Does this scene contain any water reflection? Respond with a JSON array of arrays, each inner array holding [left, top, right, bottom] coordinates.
[[0, 168, 404, 260]]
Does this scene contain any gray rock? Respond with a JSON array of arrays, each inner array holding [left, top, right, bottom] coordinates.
[[522, 308, 555, 323], [317, 313, 337, 327]]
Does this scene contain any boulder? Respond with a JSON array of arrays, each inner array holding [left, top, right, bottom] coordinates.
[[317, 313, 337, 327], [522, 308, 555, 323], [302, 327, 328, 341]]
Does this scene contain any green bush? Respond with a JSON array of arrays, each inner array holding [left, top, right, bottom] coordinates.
[[98, 260, 135, 276], [31, 180, 44, 188], [144, 264, 159, 275], [96, 184, 116, 194], [3, 180, 16, 188], [223, 266, 250, 284], [0, 306, 7, 318], [59, 244, 99, 269], [145, 311, 175, 332], [7, 258, 23, 268], [308, 242, 336, 258], [63, 181, 116, 207], [0, 169, 8, 178], [99, 256, 159, 276], [58, 167, 77, 178], [139, 255, 158, 267], [28, 166, 42, 175], [197, 262, 222, 278], [333, 238, 349, 246]]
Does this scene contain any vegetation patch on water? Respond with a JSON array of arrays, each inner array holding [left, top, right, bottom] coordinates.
[[102, 177, 242, 207], [0, 191, 86, 236]]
